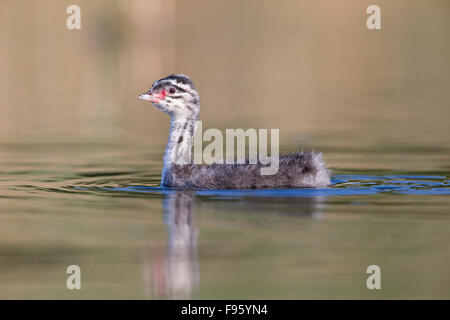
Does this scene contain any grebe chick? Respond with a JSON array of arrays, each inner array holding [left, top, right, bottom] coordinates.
[[139, 74, 330, 189]]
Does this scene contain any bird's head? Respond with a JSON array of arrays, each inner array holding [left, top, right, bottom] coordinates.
[[139, 74, 200, 119]]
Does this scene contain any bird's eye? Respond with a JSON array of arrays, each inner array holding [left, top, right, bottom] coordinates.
[[168, 87, 176, 94]]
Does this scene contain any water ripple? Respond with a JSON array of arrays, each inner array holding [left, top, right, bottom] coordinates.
[[8, 174, 450, 199], [95, 174, 450, 198]]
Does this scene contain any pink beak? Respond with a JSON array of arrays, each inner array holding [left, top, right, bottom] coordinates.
[[139, 90, 166, 103], [139, 91, 156, 102]]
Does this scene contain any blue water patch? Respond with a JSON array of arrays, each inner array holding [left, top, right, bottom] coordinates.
[[384, 175, 446, 180], [102, 175, 450, 198], [394, 188, 450, 195]]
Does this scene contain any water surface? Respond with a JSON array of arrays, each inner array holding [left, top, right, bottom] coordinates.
[[1, 142, 449, 299], [0, 0, 449, 299]]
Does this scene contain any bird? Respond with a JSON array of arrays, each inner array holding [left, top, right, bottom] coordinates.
[[139, 74, 331, 189]]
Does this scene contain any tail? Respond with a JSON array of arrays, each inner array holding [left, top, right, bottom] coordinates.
[[310, 152, 331, 186]]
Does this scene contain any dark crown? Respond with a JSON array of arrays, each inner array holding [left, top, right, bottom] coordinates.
[[163, 74, 195, 89]]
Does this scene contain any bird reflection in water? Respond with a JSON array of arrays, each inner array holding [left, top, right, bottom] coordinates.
[[143, 190, 324, 299], [143, 191, 199, 299]]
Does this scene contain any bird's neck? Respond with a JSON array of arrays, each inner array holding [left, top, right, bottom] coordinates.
[[163, 115, 197, 169]]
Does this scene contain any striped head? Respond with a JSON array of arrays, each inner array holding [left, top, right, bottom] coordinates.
[[139, 74, 200, 119]]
